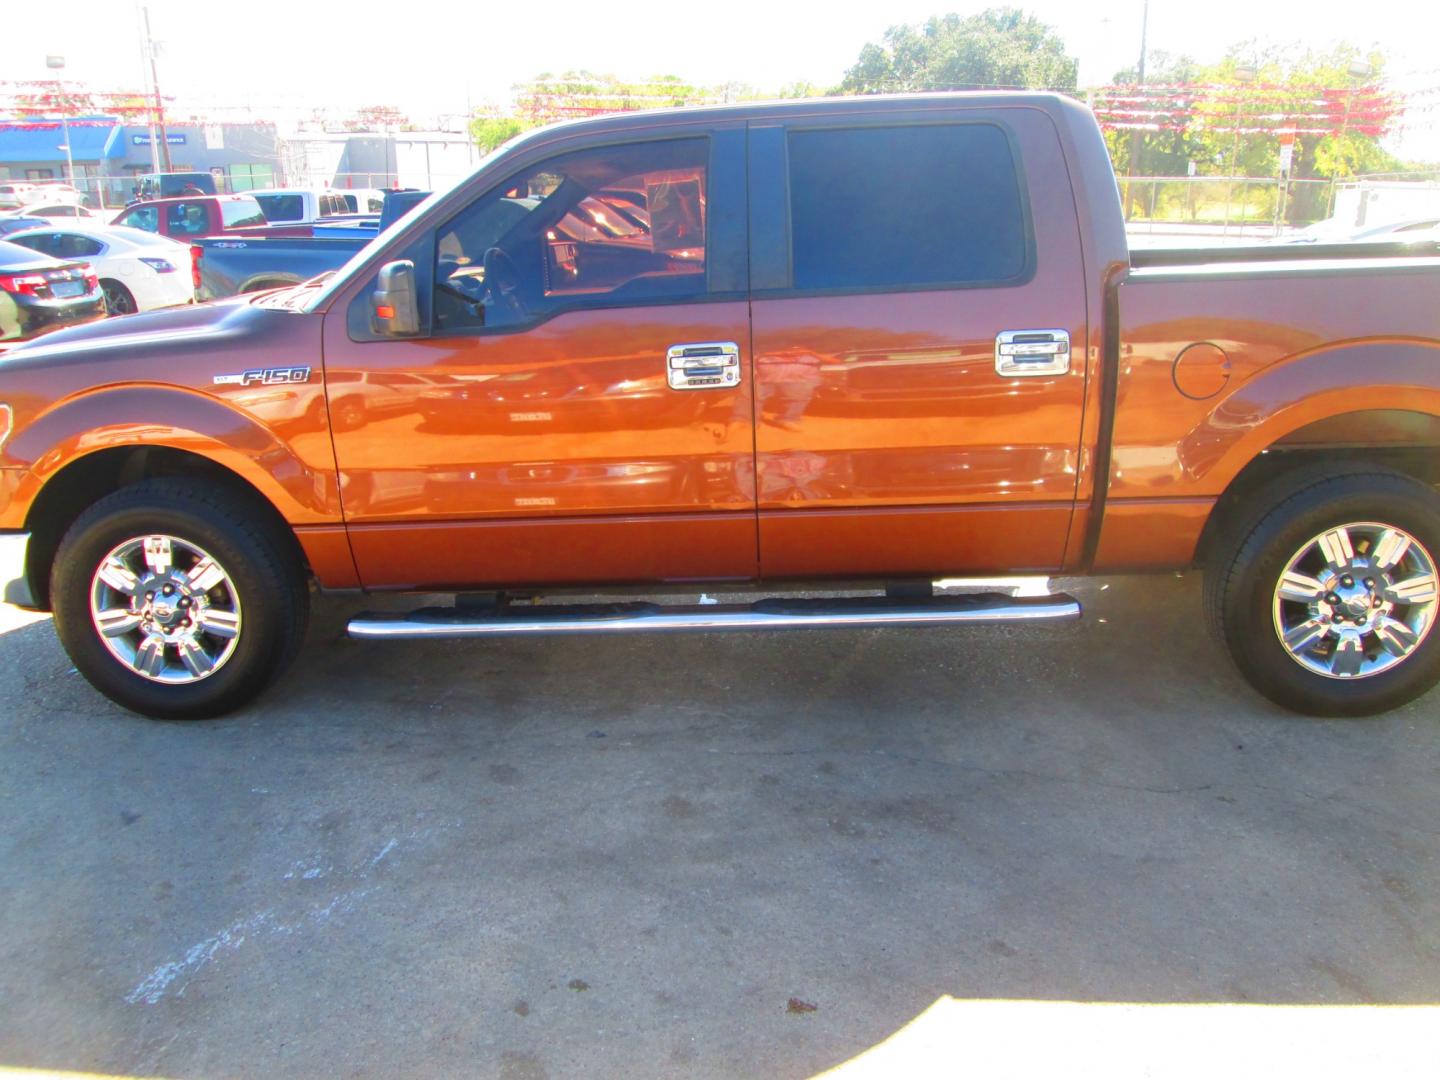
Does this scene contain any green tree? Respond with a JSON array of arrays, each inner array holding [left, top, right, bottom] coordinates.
[[470, 116, 534, 153], [514, 71, 722, 124], [1100, 45, 1401, 183], [1101, 51, 1205, 177], [838, 9, 1078, 95]]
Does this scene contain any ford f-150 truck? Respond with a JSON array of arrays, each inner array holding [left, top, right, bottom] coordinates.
[[2, 93, 1439, 721]]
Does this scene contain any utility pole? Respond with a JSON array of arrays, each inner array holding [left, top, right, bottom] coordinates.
[[142, 6, 172, 172], [134, 1, 159, 172]]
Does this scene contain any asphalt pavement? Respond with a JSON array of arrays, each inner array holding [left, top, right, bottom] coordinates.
[[1, 559, 1438, 1078]]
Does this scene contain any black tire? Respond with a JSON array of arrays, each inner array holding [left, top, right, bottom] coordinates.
[[1205, 465, 1440, 716], [50, 478, 309, 720], [101, 279, 137, 316]]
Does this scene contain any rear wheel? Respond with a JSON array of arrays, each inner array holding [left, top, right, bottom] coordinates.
[[1205, 466, 1440, 716], [101, 279, 136, 315], [51, 478, 309, 720]]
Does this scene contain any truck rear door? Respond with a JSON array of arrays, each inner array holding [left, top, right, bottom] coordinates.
[[745, 105, 1090, 578]]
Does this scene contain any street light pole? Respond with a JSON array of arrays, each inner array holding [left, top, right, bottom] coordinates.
[[45, 55, 76, 190]]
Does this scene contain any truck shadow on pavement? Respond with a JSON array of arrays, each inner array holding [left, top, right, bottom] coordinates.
[[1, 575, 1438, 1078]]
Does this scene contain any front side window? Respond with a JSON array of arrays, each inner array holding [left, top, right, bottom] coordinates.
[[785, 123, 1029, 292], [433, 137, 708, 334], [220, 198, 267, 229], [119, 205, 159, 233]]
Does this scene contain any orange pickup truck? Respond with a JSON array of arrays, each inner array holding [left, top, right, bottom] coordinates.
[[3, 92, 1440, 720]]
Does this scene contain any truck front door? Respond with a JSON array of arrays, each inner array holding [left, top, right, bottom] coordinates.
[[322, 127, 757, 590], [746, 107, 1089, 579]]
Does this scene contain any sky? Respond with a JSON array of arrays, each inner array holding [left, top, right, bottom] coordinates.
[[6, 0, 1440, 157]]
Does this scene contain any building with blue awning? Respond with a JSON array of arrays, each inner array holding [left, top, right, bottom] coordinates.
[[0, 118, 280, 207]]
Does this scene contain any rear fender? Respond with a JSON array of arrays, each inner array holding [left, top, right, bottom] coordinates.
[[1179, 341, 1440, 491]]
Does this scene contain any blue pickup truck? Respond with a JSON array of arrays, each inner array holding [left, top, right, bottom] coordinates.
[[195, 190, 429, 299]]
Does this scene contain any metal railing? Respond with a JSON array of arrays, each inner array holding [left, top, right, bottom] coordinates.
[[1117, 176, 1336, 238]]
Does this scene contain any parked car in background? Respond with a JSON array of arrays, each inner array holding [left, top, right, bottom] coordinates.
[[0, 238, 105, 344], [27, 183, 87, 207], [1285, 217, 1440, 244], [6, 224, 195, 315], [337, 188, 387, 215], [8, 204, 101, 221], [0, 215, 51, 237], [0, 183, 37, 210], [309, 189, 430, 239], [110, 195, 309, 241], [246, 188, 356, 225]]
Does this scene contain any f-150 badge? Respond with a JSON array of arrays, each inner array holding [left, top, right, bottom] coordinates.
[[214, 367, 312, 387]]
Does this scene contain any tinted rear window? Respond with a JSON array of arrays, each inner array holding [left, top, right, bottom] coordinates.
[[13, 233, 104, 259], [221, 198, 268, 229], [786, 123, 1028, 292]]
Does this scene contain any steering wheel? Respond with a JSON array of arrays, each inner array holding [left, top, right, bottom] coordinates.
[[481, 246, 527, 323]]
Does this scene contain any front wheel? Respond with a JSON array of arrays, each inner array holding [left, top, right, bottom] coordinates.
[[51, 479, 309, 720], [1206, 467, 1440, 716]]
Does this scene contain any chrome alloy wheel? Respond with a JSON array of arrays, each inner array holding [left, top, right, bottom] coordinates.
[[1272, 522, 1439, 680], [88, 535, 243, 683]]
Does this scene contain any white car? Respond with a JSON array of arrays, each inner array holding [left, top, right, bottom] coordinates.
[[1284, 217, 1440, 244], [5, 223, 194, 315], [6, 203, 101, 221], [0, 182, 38, 210], [25, 183, 87, 206]]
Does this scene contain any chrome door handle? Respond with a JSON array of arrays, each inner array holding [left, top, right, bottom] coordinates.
[[667, 341, 741, 390], [995, 330, 1071, 377]]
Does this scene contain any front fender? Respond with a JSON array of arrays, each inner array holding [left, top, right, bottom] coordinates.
[[6, 384, 340, 526]]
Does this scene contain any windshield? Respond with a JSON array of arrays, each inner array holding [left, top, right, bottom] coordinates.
[[301, 135, 532, 314]]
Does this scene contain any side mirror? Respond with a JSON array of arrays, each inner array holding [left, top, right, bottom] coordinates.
[[371, 259, 420, 336]]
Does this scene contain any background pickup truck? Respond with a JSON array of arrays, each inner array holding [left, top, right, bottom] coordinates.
[[110, 194, 312, 242], [247, 188, 357, 225], [194, 190, 429, 298], [2, 92, 1439, 722]]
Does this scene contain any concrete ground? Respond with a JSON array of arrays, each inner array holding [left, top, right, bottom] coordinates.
[[1, 564, 1439, 1079]]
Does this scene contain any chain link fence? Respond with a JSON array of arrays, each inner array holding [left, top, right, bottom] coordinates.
[[1117, 176, 1336, 239]]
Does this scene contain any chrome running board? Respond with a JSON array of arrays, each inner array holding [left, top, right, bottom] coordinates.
[[347, 593, 1081, 640]]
